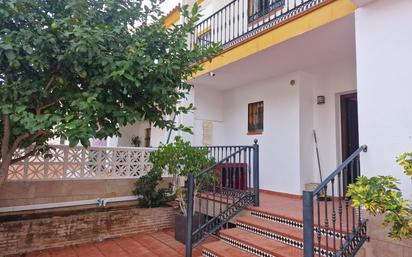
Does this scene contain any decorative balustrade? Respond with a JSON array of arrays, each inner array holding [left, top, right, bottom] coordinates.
[[185, 141, 260, 256], [7, 145, 155, 181], [303, 146, 368, 257], [191, 0, 332, 50]]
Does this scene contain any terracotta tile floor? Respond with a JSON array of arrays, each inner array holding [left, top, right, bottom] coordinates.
[[10, 229, 212, 257]]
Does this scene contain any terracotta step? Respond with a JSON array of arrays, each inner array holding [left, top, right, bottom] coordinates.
[[249, 200, 355, 236], [236, 215, 340, 254], [201, 241, 257, 257], [219, 228, 304, 257], [250, 210, 347, 239]]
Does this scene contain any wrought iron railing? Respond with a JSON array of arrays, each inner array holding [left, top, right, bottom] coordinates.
[[191, 0, 332, 49], [8, 145, 155, 180], [185, 140, 260, 257], [303, 145, 368, 257]]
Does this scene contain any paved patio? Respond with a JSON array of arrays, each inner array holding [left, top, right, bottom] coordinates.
[[9, 229, 208, 257]]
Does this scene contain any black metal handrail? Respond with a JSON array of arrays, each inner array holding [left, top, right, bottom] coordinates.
[[303, 145, 368, 257], [191, 0, 332, 50], [185, 140, 259, 257]]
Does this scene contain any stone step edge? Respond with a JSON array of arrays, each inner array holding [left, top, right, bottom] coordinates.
[[202, 249, 219, 257], [220, 234, 277, 257], [235, 222, 333, 257], [250, 211, 346, 239]]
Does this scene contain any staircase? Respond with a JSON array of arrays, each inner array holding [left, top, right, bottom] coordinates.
[[200, 194, 311, 257], [187, 145, 368, 257]]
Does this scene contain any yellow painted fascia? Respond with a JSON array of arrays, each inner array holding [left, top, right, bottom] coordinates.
[[196, 0, 205, 4], [194, 0, 357, 77], [164, 7, 180, 28]]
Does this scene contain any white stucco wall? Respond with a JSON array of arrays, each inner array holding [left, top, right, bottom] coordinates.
[[356, 0, 412, 196], [222, 72, 302, 194], [193, 85, 225, 146], [312, 60, 358, 183], [299, 73, 316, 190], [117, 121, 150, 147]]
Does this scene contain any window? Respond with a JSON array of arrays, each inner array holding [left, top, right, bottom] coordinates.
[[248, 101, 264, 134], [248, 0, 285, 22]]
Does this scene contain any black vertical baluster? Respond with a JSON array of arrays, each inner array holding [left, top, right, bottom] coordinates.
[[324, 185, 329, 257], [198, 174, 202, 233], [212, 14, 215, 44], [223, 7, 226, 44], [237, 0, 240, 38], [350, 160, 356, 233], [213, 173, 216, 219], [185, 175, 194, 257], [237, 147, 241, 193], [229, 4, 232, 42], [232, 2, 236, 41], [220, 147, 223, 216], [356, 156, 362, 226], [244, 148, 247, 192], [331, 178, 337, 253], [248, 147, 251, 190], [205, 169, 209, 225], [225, 148, 230, 229], [338, 171, 344, 250], [317, 193, 321, 257], [345, 169, 350, 241], [242, 0, 245, 34]]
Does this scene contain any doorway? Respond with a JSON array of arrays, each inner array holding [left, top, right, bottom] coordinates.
[[340, 93, 359, 191]]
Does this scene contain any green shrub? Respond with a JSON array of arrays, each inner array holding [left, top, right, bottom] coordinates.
[[347, 153, 412, 240], [133, 168, 172, 208], [148, 136, 216, 215], [397, 152, 412, 177]]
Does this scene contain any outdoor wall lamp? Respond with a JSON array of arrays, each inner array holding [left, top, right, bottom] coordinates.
[[317, 95, 326, 104]]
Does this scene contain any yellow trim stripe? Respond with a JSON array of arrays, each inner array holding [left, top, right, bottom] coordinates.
[[164, 7, 180, 28], [194, 0, 357, 77]]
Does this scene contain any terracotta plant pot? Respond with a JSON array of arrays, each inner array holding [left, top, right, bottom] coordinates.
[[174, 212, 204, 244]]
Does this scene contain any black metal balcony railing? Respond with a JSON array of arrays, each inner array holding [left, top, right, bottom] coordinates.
[[303, 145, 368, 257], [185, 141, 260, 257], [191, 0, 331, 50]]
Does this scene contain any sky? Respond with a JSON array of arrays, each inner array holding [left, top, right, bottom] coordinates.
[[161, 0, 180, 14], [142, 0, 180, 15]]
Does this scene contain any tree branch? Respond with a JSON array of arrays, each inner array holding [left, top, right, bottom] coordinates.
[[9, 130, 48, 156], [1, 114, 10, 159], [44, 74, 57, 92], [36, 97, 64, 115], [11, 148, 37, 164]]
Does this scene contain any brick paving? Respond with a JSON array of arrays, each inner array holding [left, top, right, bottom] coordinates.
[[9, 229, 210, 257]]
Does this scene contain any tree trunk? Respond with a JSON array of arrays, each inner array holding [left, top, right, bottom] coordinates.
[[0, 156, 11, 188]]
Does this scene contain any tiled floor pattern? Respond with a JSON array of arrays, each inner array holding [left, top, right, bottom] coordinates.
[[8, 192, 356, 257], [8, 229, 211, 257]]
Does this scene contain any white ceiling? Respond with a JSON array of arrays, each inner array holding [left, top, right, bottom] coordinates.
[[190, 14, 356, 90]]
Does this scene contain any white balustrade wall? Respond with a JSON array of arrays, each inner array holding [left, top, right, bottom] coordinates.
[[7, 145, 155, 181]]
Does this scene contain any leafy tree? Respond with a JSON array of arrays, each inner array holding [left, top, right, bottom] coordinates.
[[0, 0, 220, 185]]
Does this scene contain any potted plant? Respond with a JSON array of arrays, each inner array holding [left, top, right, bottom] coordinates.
[[347, 152, 412, 240], [131, 135, 141, 147], [148, 137, 216, 243]]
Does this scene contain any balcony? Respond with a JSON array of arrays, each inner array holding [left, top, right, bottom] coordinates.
[[191, 0, 333, 50]]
